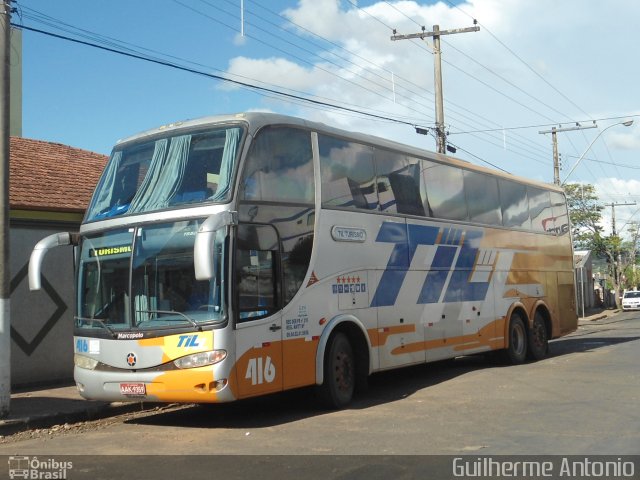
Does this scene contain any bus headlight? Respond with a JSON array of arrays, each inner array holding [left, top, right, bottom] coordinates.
[[74, 354, 98, 370], [173, 350, 227, 369]]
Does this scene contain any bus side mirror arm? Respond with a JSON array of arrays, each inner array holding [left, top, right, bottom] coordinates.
[[29, 232, 79, 291], [194, 211, 237, 281]]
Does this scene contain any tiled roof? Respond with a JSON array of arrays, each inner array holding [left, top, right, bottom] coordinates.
[[10, 137, 108, 212]]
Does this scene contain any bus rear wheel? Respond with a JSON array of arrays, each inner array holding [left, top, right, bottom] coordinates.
[[320, 332, 355, 409], [527, 311, 549, 361], [503, 313, 528, 364]]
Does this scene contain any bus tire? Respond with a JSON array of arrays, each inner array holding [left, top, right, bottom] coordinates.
[[503, 313, 528, 364], [320, 332, 355, 409], [527, 311, 549, 361]]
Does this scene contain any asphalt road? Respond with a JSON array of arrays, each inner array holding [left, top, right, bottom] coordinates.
[[0, 312, 638, 478]]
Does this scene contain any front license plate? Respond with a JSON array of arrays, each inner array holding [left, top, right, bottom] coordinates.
[[120, 383, 146, 396]]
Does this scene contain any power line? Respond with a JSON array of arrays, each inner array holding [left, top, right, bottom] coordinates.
[[441, 0, 593, 120], [179, 0, 441, 124], [440, 56, 558, 123], [450, 115, 640, 135], [26, 4, 448, 132], [340, 0, 554, 161], [370, 0, 574, 125], [18, 20, 522, 173], [187, 0, 552, 165], [569, 155, 640, 170], [24, 4, 621, 174], [442, 39, 576, 122], [371, 0, 602, 168], [14, 23, 432, 130]]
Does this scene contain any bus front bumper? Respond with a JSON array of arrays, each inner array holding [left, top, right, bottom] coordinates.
[[74, 366, 237, 404]]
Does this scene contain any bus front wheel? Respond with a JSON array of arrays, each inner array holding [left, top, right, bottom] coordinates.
[[320, 332, 355, 409], [503, 313, 528, 364]]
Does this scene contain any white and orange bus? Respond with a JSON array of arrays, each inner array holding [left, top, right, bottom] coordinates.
[[29, 112, 577, 408]]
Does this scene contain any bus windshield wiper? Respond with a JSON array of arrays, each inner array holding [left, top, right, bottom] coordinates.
[[74, 316, 117, 339], [135, 309, 202, 331]]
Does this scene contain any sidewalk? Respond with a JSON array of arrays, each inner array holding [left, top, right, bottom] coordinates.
[[0, 384, 151, 437], [577, 307, 620, 324]]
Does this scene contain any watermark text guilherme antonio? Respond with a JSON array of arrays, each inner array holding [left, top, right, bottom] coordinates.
[[453, 457, 635, 478]]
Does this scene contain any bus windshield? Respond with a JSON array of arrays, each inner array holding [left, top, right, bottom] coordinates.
[[77, 220, 225, 334], [85, 126, 243, 221]]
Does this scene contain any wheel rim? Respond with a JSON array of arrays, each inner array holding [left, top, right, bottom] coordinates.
[[511, 322, 526, 356]]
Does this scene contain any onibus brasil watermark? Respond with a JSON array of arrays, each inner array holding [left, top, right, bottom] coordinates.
[[8, 456, 73, 479], [453, 457, 635, 478]]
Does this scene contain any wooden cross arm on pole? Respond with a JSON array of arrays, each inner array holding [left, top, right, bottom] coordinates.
[[391, 26, 479, 41]]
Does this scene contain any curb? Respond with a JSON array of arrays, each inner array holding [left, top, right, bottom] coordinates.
[[580, 314, 608, 322], [0, 401, 155, 437], [577, 309, 620, 324]]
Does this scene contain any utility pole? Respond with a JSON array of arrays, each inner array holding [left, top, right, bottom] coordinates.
[[605, 201, 636, 301], [538, 123, 597, 185], [0, 0, 11, 418], [391, 23, 479, 154], [607, 202, 636, 238]]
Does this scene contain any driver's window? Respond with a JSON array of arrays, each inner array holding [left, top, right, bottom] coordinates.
[[236, 224, 279, 322]]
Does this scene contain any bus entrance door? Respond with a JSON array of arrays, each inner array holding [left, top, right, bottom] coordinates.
[[234, 223, 283, 398]]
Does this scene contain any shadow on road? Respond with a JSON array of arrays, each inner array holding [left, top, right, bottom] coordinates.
[[125, 333, 639, 430], [550, 335, 639, 356]]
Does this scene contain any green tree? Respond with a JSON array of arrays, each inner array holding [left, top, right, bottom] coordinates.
[[564, 183, 625, 305], [620, 222, 640, 290], [564, 183, 606, 250]]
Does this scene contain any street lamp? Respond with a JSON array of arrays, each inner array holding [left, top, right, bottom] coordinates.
[[561, 119, 634, 185]]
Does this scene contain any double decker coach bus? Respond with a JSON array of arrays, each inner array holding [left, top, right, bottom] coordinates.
[[29, 112, 577, 408]]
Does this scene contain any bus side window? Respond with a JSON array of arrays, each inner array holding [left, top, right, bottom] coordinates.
[[239, 127, 314, 204], [500, 179, 531, 230], [464, 170, 502, 225], [375, 150, 425, 216], [528, 187, 552, 233], [319, 134, 377, 210], [422, 162, 468, 221], [550, 191, 569, 235], [235, 224, 280, 322]]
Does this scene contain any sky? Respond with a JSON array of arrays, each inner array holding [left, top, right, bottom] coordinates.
[[15, 0, 640, 235]]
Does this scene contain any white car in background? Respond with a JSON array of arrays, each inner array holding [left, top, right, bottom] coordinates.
[[621, 290, 640, 311]]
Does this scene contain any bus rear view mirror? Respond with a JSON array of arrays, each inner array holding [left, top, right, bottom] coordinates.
[[29, 232, 78, 291], [194, 211, 237, 281]]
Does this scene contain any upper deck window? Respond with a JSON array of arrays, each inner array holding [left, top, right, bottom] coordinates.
[[319, 135, 377, 210], [550, 191, 569, 235], [500, 179, 531, 230], [239, 126, 314, 204], [528, 187, 552, 233], [376, 150, 424, 216], [85, 126, 243, 221], [464, 170, 502, 225], [422, 162, 468, 221]]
